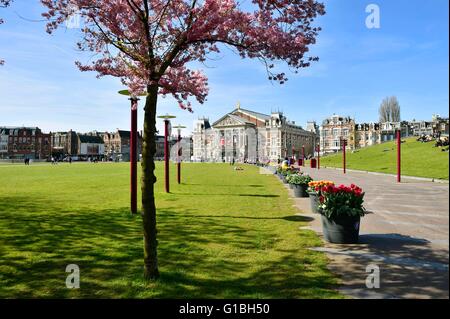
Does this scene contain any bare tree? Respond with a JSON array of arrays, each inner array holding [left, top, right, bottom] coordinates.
[[379, 96, 401, 123]]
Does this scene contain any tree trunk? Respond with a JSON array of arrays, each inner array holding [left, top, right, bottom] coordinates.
[[141, 84, 160, 280]]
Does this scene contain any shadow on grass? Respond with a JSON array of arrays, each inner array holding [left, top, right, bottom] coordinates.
[[0, 195, 338, 299], [175, 193, 280, 198], [182, 183, 264, 188]]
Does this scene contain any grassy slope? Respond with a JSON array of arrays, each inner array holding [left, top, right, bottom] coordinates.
[[0, 162, 341, 298], [318, 138, 449, 180]]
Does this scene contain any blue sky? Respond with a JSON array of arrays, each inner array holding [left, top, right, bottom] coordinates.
[[0, 0, 448, 136]]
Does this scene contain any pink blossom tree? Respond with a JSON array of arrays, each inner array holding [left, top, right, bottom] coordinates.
[[0, 0, 12, 65], [41, 0, 325, 280]]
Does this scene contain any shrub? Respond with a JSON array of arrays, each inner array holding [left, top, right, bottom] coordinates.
[[288, 173, 313, 186]]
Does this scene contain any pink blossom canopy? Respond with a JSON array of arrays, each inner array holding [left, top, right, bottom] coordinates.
[[42, 0, 325, 111]]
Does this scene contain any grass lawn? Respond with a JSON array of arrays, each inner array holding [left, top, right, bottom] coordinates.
[[0, 162, 342, 298], [316, 138, 449, 180]]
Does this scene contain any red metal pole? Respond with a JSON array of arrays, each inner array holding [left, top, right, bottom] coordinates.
[[343, 139, 347, 174], [164, 119, 170, 193], [302, 146, 305, 167], [177, 130, 181, 184], [130, 98, 138, 214], [397, 130, 401, 183], [317, 144, 320, 170]]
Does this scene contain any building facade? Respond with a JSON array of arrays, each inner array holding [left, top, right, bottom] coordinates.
[[354, 123, 381, 149], [51, 130, 78, 159], [320, 115, 355, 154], [380, 121, 413, 142], [102, 130, 142, 161], [77, 134, 105, 157], [0, 128, 9, 159], [432, 115, 449, 137], [0, 127, 51, 160], [192, 105, 317, 163]]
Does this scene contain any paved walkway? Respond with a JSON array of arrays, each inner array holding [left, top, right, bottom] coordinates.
[[286, 167, 449, 299]]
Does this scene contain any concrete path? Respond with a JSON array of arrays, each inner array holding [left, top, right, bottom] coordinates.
[[286, 167, 449, 299]]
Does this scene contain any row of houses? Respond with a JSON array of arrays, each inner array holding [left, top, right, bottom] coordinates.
[[0, 127, 180, 161], [319, 114, 449, 154], [2, 111, 448, 161]]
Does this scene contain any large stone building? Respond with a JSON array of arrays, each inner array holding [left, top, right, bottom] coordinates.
[[192, 105, 317, 163]]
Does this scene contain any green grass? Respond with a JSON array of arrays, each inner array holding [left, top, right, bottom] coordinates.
[[317, 138, 449, 180], [0, 162, 342, 298]]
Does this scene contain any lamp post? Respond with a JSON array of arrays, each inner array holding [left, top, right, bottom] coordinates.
[[342, 138, 347, 174], [158, 114, 176, 193], [397, 129, 401, 183], [302, 145, 305, 167], [317, 144, 320, 170], [119, 89, 146, 215], [172, 125, 186, 184], [291, 146, 295, 165]]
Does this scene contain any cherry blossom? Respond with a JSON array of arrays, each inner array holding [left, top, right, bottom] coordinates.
[[41, 0, 325, 110]]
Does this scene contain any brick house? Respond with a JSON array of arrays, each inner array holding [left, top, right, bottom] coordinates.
[[0, 127, 52, 160]]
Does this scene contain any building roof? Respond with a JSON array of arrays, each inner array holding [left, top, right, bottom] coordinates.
[[78, 135, 104, 144], [233, 108, 271, 121], [212, 113, 257, 127], [118, 130, 131, 138]]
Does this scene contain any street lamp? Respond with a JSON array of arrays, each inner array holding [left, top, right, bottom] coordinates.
[[172, 125, 187, 184], [317, 143, 321, 170], [119, 89, 146, 214], [396, 129, 401, 183], [157, 114, 176, 193], [302, 145, 305, 167], [341, 138, 347, 174]]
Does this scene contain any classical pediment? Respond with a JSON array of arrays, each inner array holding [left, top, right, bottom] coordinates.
[[212, 114, 250, 128]]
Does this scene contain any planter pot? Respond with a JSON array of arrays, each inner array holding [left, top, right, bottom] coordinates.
[[281, 176, 288, 183], [321, 214, 361, 244], [308, 192, 320, 214], [292, 184, 309, 198]]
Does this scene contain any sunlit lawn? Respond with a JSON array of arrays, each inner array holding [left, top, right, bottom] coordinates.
[[0, 162, 341, 298], [315, 138, 449, 180]]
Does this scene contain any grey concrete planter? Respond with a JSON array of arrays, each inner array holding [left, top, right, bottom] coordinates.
[[308, 192, 321, 214], [321, 214, 361, 244], [292, 184, 308, 198]]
